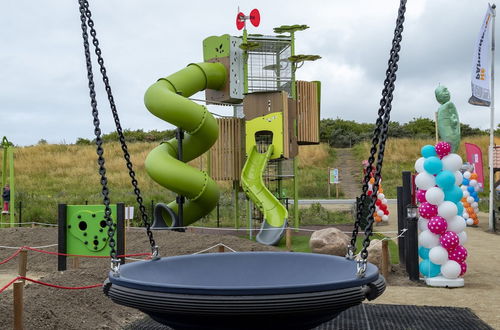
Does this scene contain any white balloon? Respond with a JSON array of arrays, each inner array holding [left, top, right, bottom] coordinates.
[[454, 171, 463, 186], [467, 196, 475, 204], [429, 246, 449, 265], [458, 231, 468, 245], [441, 260, 461, 279], [471, 202, 479, 208], [466, 218, 474, 226], [377, 210, 384, 217], [447, 216, 466, 233], [438, 201, 458, 220], [382, 215, 389, 221], [415, 157, 425, 173], [469, 179, 478, 187], [442, 154, 463, 172], [474, 186, 480, 192], [378, 193, 385, 200], [418, 230, 440, 248], [418, 217, 429, 232], [463, 212, 470, 219], [415, 172, 436, 190], [463, 171, 471, 179], [461, 185, 468, 191], [462, 190, 470, 198], [382, 198, 388, 204], [425, 187, 445, 205]]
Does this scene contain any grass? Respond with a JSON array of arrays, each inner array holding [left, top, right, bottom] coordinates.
[[1, 135, 494, 224]]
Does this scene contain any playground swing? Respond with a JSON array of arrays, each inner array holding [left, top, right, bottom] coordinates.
[[76, 0, 406, 329]]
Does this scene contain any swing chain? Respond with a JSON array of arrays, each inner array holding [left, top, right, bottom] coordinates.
[[349, 0, 407, 274], [78, 0, 157, 260]]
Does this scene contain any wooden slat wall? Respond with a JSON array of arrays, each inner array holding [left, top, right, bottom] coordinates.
[[296, 81, 320, 144], [209, 118, 244, 181]]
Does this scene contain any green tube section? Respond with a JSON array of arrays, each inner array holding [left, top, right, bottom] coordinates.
[[144, 62, 226, 227]]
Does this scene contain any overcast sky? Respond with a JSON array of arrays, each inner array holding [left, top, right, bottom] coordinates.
[[0, 0, 497, 145]]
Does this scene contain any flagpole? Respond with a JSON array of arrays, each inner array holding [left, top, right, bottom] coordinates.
[[489, 3, 496, 231]]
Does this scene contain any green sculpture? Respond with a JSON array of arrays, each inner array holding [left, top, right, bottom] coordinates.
[[435, 85, 461, 152]]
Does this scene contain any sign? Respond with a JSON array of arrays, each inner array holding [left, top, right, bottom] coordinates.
[[125, 206, 134, 220], [330, 168, 339, 184], [465, 143, 484, 190], [469, 4, 494, 106]]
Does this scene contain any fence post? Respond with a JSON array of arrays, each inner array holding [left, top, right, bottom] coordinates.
[[286, 227, 292, 251], [13, 281, 24, 330], [381, 240, 389, 278], [18, 250, 27, 283]]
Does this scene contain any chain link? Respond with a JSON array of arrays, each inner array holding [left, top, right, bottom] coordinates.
[[78, 0, 157, 259], [350, 0, 407, 266]]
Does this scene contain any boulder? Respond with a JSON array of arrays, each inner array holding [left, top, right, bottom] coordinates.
[[367, 239, 383, 269], [309, 228, 350, 256]]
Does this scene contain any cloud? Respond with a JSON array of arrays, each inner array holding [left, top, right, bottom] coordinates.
[[0, 0, 497, 145]]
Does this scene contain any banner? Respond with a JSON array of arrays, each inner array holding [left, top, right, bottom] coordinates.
[[465, 143, 484, 190], [469, 4, 494, 106]]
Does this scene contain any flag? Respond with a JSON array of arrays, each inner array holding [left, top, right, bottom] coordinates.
[[469, 4, 494, 106], [465, 143, 484, 190]]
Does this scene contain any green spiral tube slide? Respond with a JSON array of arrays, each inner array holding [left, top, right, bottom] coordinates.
[[144, 62, 226, 227]]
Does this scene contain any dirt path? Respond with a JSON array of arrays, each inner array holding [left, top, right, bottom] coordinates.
[[333, 148, 361, 198]]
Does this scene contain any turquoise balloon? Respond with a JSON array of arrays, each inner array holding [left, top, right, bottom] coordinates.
[[444, 185, 464, 203], [421, 145, 437, 158], [456, 202, 464, 215], [419, 259, 441, 277], [423, 156, 443, 174], [418, 246, 430, 259], [436, 170, 455, 190]]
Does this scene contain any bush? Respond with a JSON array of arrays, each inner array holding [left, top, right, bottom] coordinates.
[[299, 203, 353, 225]]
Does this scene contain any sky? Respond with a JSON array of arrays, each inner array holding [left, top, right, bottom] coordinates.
[[0, 0, 497, 146]]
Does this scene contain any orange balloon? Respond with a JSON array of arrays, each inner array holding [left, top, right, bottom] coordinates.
[[467, 207, 474, 214], [461, 197, 467, 202], [378, 188, 384, 193], [470, 173, 478, 180], [369, 178, 375, 184], [463, 202, 470, 208], [473, 218, 479, 225], [375, 216, 382, 222]]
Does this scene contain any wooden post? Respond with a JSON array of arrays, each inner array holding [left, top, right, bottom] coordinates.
[[327, 167, 331, 198], [335, 183, 339, 199], [18, 250, 27, 282], [381, 240, 390, 278], [31, 223, 35, 229], [13, 281, 23, 330], [218, 245, 225, 253], [286, 227, 292, 251], [72, 257, 80, 269]]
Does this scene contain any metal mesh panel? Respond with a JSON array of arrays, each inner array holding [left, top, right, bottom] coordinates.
[[247, 36, 292, 95]]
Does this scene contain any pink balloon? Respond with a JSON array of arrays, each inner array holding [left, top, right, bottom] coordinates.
[[449, 245, 468, 263], [417, 190, 427, 203], [435, 141, 451, 158], [418, 202, 438, 219], [427, 216, 448, 235], [439, 231, 460, 251], [460, 261, 467, 276]]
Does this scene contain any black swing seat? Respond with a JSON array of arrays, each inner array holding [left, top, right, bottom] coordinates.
[[104, 252, 385, 330]]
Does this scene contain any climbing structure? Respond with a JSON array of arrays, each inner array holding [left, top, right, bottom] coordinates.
[[1, 137, 15, 228], [147, 10, 321, 245]]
